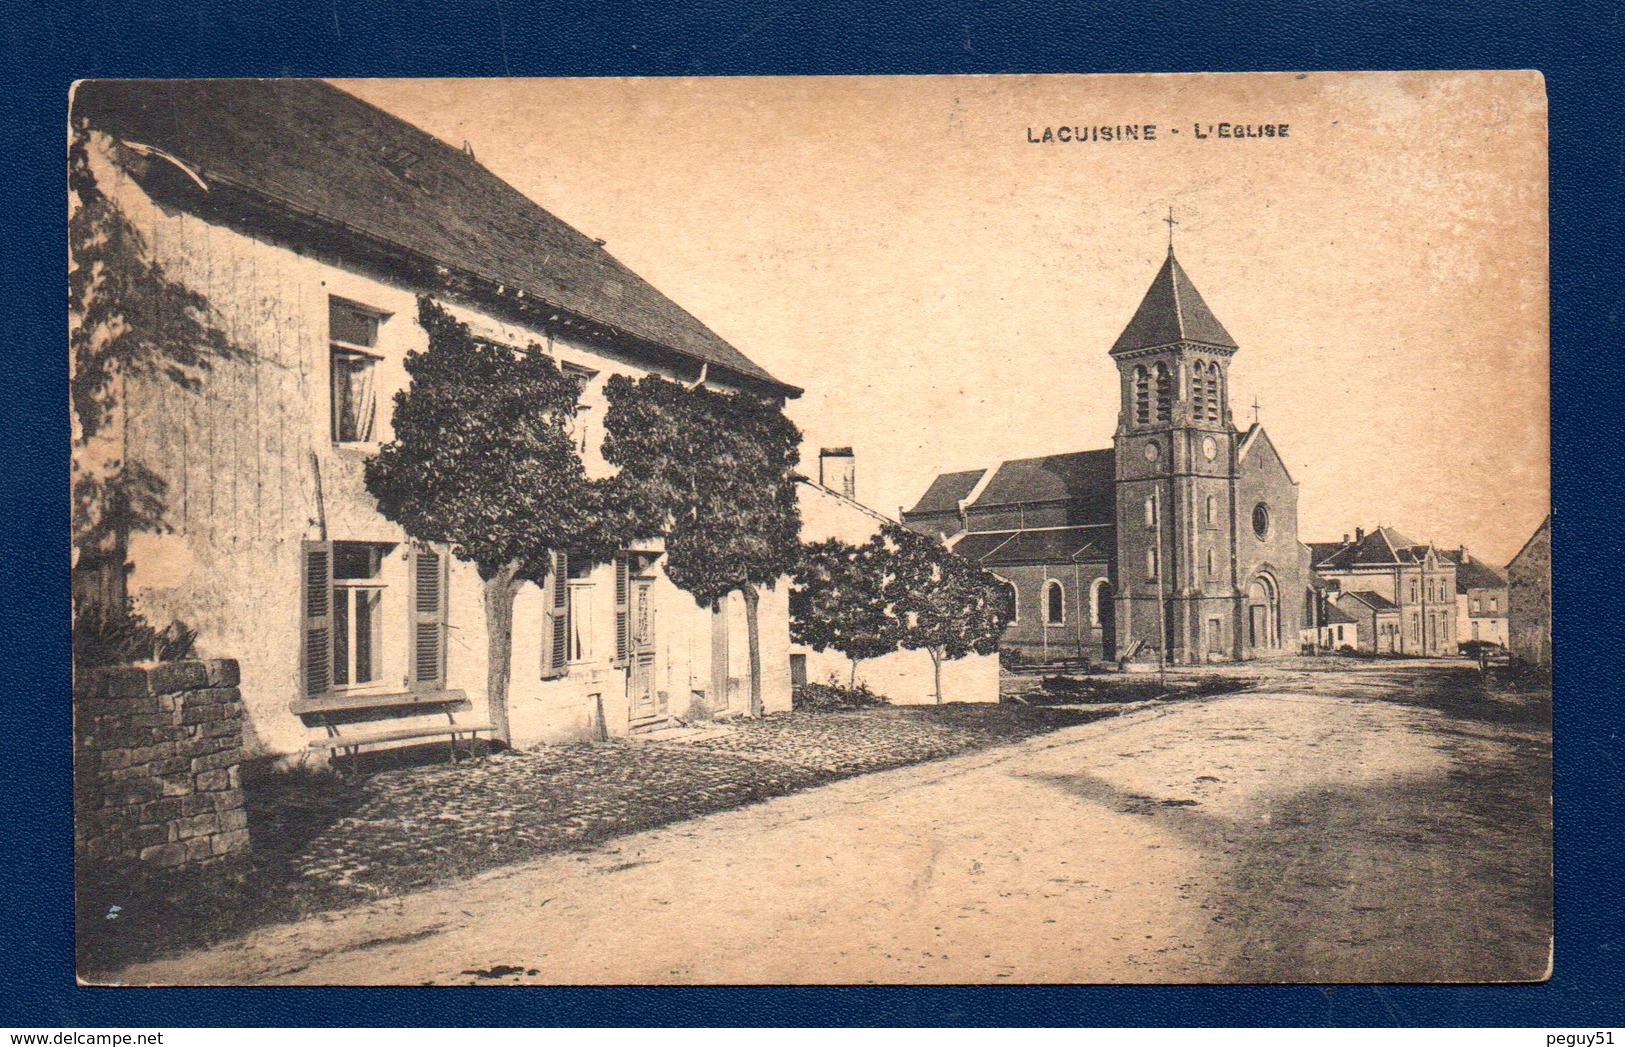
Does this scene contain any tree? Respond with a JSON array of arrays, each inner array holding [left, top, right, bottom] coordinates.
[[69, 123, 240, 661], [790, 537, 902, 688], [882, 523, 1012, 703], [602, 374, 802, 716], [365, 298, 626, 744]]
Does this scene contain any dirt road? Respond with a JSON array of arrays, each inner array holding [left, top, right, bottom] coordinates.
[[114, 660, 1551, 985]]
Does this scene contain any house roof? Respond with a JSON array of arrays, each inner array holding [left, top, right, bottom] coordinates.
[[1323, 603, 1358, 625], [1310, 526, 1435, 570], [1111, 249, 1238, 355], [72, 78, 798, 397], [970, 449, 1116, 519], [1441, 552, 1508, 592], [1508, 514, 1552, 571], [905, 469, 986, 516], [1340, 590, 1399, 613], [953, 525, 1114, 566]]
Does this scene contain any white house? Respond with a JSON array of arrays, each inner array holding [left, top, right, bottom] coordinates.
[[73, 80, 801, 762]]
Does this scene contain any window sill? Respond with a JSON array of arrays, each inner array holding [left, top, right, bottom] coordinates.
[[332, 441, 382, 459]]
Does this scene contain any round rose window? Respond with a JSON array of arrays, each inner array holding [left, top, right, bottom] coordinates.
[[1252, 503, 1271, 540]]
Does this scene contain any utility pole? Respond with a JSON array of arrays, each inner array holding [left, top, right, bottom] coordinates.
[[1154, 485, 1168, 689]]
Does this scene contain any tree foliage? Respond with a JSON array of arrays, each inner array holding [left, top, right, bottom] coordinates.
[[790, 537, 903, 685], [366, 298, 626, 580], [603, 374, 802, 714], [881, 523, 1013, 701], [365, 298, 629, 742]]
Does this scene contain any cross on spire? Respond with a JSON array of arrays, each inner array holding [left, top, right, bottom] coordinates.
[[1251, 396, 1262, 425], [1163, 206, 1178, 252]]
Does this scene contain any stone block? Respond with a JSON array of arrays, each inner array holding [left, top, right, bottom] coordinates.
[[180, 704, 223, 726], [138, 842, 189, 868], [191, 750, 238, 773], [183, 836, 216, 863], [148, 661, 209, 695], [159, 774, 195, 798], [217, 808, 249, 833], [151, 756, 192, 777], [196, 769, 231, 792], [202, 719, 243, 739], [211, 789, 245, 812], [189, 687, 240, 707], [211, 828, 250, 855], [204, 660, 241, 688], [102, 668, 155, 699], [138, 797, 185, 825], [175, 812, 221, 840]]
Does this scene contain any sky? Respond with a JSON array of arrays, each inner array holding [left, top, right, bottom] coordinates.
[[341, 72, 1549, 566]]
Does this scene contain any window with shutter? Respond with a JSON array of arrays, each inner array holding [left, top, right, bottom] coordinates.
[[301, 542, 334, 697], [614, 553, 630, 665], [542, 549, 570, 679], [408, 545, 448, 690]]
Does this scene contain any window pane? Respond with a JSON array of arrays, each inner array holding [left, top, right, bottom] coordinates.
[[331, 351, 377, 443], [355, 588, 380, 683], [333, 542, 379, 579], [333, 590, 351, 686], [330, 300, 380, 348]]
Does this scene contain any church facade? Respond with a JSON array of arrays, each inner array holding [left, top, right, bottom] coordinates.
[[903, 247, 1310, 665]]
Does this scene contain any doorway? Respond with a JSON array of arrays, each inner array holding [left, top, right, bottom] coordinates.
[[627, 577, 659, 724]]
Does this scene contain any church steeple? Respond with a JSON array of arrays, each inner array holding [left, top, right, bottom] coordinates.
[[1110, 249, 1237, 356]]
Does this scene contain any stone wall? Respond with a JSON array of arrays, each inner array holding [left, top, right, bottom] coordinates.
[[74, 660, 250, 869]]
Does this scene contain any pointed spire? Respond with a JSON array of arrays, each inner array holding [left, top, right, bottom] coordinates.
[[1110, 249, 1237, 355]]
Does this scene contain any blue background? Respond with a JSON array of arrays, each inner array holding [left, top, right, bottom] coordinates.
[[9, 0, 1621, 1027]]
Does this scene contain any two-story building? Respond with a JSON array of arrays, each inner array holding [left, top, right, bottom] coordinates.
[[72, 79, 803, 762], [1442, 548, 1510, 648], [1308, 527, 1458, 657]]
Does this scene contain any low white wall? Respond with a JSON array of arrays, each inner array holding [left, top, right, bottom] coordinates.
[[798, 647, 1000, 705]]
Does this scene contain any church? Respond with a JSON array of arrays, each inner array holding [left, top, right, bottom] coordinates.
[[903, 243, 1310, 665]]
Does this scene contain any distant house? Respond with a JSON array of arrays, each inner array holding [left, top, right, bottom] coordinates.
[[1315, 600, 1361, 651], [1442, 549, 1510, 648], [72, 80, 802, 760], [793, 451, 999, 704], [1506, 516, 1552, 667], [903, 247, 1309, 666], [1308, 527, 1458, 656]]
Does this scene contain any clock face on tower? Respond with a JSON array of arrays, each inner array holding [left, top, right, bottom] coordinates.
[[1143, 441, 1160, 463], [1202, 436, 1218, 461]]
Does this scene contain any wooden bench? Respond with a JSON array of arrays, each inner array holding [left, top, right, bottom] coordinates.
[[290, 689, 494, 769]]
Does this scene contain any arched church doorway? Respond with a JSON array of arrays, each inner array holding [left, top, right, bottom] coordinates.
[[1247, 573, 1279, 654], [1092, 578, 1115, 661]]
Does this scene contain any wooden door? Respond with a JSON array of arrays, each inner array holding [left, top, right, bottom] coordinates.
[[628, 578, 659, 723]]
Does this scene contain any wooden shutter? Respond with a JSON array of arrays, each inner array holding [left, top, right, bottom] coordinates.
[[543, 549, 570, 679], [408, 545, 448, 691], [301, 541, 334, 697], [614, 553, 631, 665]]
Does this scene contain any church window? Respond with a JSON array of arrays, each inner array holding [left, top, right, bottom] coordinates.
[[1133, 366, 1150, 424], [1192, 362, 1209, 420], [1251, 502, 1270, 540], [1207, 363, 1223, 422], [1146, 547, 1158, 579], [1154, 362, 1172, 422], [1045, 580, 1065, 625], [1144, 495, 1157, 528], [1205, 494, 1217, 526], [1206, 548, 1216, 577], [997, 578, 1018, 623]]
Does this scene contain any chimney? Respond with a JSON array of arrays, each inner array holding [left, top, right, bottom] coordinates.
[[1343, 533, 1350, 544], [1460, 546, 1471, 564], [1355, 527, 1365, 543], [819, 447, 856, 500]]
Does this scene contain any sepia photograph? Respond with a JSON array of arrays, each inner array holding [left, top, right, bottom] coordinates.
[[69, 71, 1551, 986]]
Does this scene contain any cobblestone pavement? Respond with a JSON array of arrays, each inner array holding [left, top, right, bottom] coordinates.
[[81, 702, 1107, 973]]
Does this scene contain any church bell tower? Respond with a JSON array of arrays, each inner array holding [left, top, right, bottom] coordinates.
[[1110, 235, 1242, 665]]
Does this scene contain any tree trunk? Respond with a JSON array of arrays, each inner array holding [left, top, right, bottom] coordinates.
[[742, 584, 763, 717], [849, 657, 859, 690], [482, 560, 523, 746], [930, 647, 943, 704]]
